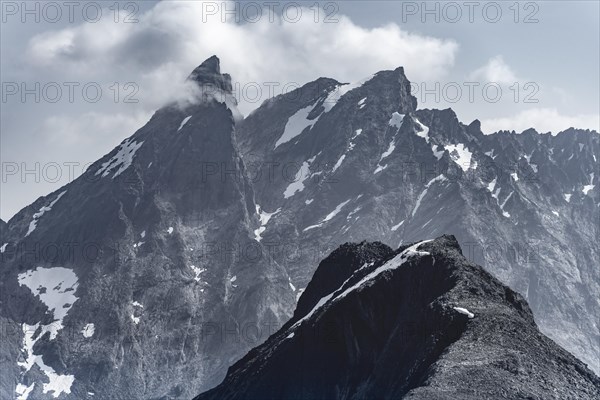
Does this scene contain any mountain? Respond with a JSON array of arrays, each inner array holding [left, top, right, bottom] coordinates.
[[236, 72, 599, 373], [1, 56, 295, 400], [195, 235, 600, 400]]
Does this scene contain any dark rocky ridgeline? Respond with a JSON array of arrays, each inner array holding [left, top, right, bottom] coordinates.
[[195, 235, 600, 400], [0, 56, 295, 400]]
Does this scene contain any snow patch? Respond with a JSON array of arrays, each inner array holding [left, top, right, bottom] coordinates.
[[303, 199, 351, 231], [283, 161, 310, 198], [95, 138, 144, 179], [347, 206, 362, 219], [453, 307, 475, 318], [332, 154, 345, 172], [25, 191, 67, 237], [167, 227, 173, 234], [487, 178, 497, 193], [358, 97, 367, 109], [564, 193, 572, 202], [15, 383, 35, 400], [275, 102, 320, 148], [414, 117, 430, 143], [190, 265, 206, 282], [414, 118, 444, 160], [388, 112, 405, 128], [254, 205, 281, 242], [0, 243, 7, 253], [530, 164, 538, 173], [380, 140, 396, 161], [178, 115, 192, 131], [391, 220, 405, 231], [323, 200, 351, 223], [487, 179, 511, 217], [445, 143, 473, 172], [499, 191, 513, 218], [18, 267, 79, 338], [374, 137, 398, 174], [15, 276, 80, 399], [412, 175, 447, 217], [305, 199, 314, 205], [17, 323, 76, 397], [322, 75, 374, 113], [582, 173, 595, 195], [82, 323, 95, 338], [373, 164, 388, 174]]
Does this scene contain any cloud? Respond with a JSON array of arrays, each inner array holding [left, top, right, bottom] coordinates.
[[42, 112, 150, 147], [25, 0, 458, 115], [480, 108, 600, 134], [470, 55, 519, 85]]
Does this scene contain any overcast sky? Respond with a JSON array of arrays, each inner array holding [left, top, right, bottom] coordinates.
[[1, 0, 599, 220]]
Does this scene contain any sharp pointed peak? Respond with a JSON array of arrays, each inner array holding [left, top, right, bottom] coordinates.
[[196, 55, 221, 74], [187, 55, 232, 93]]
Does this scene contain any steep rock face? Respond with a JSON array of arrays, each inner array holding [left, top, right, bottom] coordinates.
[[0, 218, 7, 247], [195, 236, 600, 400], [0, 57, 295, 400], [236, 71, 599, 373]]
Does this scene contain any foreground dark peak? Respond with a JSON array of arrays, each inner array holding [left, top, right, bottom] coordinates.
[[195, 235, 600, 400], [292, 241, 393, 325], [187, 55, 233, 93]]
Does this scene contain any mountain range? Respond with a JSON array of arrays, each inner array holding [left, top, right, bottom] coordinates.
[[0, 55, 597, 399]]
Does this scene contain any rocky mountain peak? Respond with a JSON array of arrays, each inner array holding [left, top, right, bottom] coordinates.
[[194, 236, 600, 400], [187, 55, 233, 93]]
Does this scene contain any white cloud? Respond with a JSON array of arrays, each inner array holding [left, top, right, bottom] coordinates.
[[470, 55, 519, 85], [25, 0, 458, 115], [481, 108, 600, 134], [42, 112, 150, 146]]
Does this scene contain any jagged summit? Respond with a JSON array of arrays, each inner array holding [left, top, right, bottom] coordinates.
[[197, 55, 221, 74], [187, 55, 233, 93]]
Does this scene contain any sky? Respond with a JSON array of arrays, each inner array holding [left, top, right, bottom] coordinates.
[[1, 0, 599, 220]]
